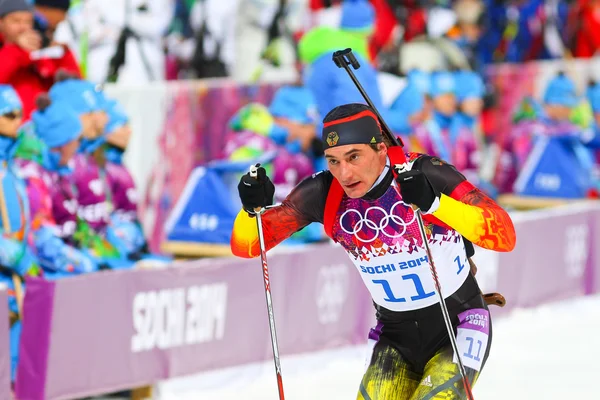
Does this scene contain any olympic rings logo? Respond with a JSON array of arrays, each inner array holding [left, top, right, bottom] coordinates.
[[339, 201, 417, 243]]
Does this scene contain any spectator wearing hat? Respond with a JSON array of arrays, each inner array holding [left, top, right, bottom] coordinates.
[[394, 69, 433, 132], [0, 89, 101, 280], [22, 96, 124, 274], [0, 84, 44, 382], [339, 0, 375, 57], [49, 78, 107, 146], [32, 95, 127, 266], [0, 85, 40, 278], [102, 98, 172, 263], [542, 73, 579, 123], [103, 98, 139, 224], [409, 71, 481, 178], [454, 70, 485, 128], [49, 80, 114, 231], [0, 0, 80, 119], [452, 69, 486, 170], [412, 71, 459, 165], [452, 70, 485, 152], [342, 1, 375, 39], [0, 84, 23, 143], [49, 80, 137, 268], [299, 0, 386, 132], [32, 97, 83, 175], [500, 73, 584, 193], [0, 85, 39, 272], [102, 98, 143, 257], [430, 70, 458, 120]]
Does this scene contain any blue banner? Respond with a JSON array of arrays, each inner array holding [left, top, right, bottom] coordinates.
[[514, 136, 594, 198], [164, 167, 240, 244]]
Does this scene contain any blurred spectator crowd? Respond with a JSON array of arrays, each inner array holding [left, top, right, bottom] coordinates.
[[0, 0, 174, 391], [168, 0, 600, 249], [3, 0, 600, 85]]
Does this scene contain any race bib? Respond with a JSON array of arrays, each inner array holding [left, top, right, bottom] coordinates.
[[453, 308, 490, 372], [353, 241, 469, 312], [336, 190, 469, 312]]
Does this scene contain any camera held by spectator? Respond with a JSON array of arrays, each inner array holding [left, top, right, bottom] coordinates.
[[33, 13, 52, 49]]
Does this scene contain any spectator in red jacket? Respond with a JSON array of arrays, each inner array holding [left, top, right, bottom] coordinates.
[[0, 0, 80, 120]]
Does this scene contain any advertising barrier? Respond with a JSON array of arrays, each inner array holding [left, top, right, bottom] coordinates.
[[16, 246, 371, 400]]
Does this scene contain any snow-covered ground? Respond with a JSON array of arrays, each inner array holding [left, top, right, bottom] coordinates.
[[158, 294, 600, 400]]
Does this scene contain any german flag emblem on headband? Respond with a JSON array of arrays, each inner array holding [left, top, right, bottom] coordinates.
[[321, 109, 383, 148], [326, 131, 339, 146]]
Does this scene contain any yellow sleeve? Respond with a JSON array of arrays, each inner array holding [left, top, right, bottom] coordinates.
[[230, 210, 261, 258], [432, 192, 516, 252]]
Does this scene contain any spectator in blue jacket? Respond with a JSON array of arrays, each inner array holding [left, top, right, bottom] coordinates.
[[298, 0, 387, 129], [430, 70, 458, 126], [0, 84, 43, 382], [454, 70, 485, 130]]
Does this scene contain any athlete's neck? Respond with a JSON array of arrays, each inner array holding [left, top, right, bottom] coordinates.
[[362, 157, 392, 200]]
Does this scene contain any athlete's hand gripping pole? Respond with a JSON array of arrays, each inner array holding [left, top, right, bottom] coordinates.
[[332, 48, 475, 400], [249, 164, 285, 400]]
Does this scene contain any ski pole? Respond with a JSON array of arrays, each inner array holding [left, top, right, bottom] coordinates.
[[332, 48, 403, 147], [249, 164, 285, 400], [332, 48, 475, 400]]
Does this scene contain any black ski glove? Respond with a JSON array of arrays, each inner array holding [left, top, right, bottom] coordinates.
[[395, 167, 440, 214], [237, 164, 275, 213]]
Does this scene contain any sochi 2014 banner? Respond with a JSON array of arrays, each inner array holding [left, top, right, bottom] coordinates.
[[15, 244, 372, 400]]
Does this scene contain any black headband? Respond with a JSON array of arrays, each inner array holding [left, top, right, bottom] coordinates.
[[322, 110, 383, 148]]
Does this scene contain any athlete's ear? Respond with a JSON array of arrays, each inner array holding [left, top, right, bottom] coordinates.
[[377, 142, 387, 155]]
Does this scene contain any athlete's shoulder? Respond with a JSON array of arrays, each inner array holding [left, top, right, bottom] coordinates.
[[391, 151, 434, 168], [409, 153, 460, 172], [285, 169, 333, 224], [405, 152, 448, 167], [406, 152, 426, 164], [409, 153, 467, 195], [295, 169, 334, 193]]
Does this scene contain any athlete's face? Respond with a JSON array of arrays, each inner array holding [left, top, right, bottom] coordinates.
[[325, 143, 388, 198]]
